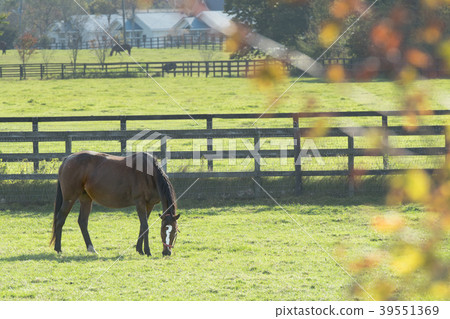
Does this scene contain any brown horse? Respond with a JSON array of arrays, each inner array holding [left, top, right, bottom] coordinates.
[[50, 151, 180, 257], [110, 43, 132, 56]]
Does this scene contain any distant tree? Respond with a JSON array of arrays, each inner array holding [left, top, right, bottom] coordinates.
[[39, 36, 55, 78], [16, 32, 37, 78], [67, 15, 88, 74], [23, 0, 63, 38], [89, 0, 120, 24], [0, 13, 7, 36], [225, 0, 310, 48], [16, 32, 37, 64]]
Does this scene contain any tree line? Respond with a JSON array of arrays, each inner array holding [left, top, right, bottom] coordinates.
[[1, 0, 449, 61]]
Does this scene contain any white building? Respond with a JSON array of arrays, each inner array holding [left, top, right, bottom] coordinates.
[[47, 0, 230, 49]]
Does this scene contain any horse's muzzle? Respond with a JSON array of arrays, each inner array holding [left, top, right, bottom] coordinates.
[[162, 249, 172, 256]]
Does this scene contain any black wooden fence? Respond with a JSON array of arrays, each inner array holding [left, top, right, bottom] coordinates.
[[1, 111, 448, 195], [0, 59, 283, 80], [48, 34, 225, 50]]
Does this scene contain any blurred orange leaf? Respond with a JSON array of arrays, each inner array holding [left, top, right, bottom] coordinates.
[[372, 214, 405, 233], [406, 49, 431, 69], [327, 64, 346, 82]]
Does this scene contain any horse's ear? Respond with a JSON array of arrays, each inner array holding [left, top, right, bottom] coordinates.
[[175, 214, 181, 220]]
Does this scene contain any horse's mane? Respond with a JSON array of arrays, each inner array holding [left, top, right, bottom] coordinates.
[[136, 153, 176, 215]]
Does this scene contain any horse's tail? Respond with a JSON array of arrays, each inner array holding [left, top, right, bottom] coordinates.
[[152, 157, 176, 215], [50, 179, 63, 247]]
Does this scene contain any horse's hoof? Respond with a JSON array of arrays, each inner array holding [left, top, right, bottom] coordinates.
[[137, 250, 144, 255], [87, 245, 98, 254], [146, 253, 152, 257]]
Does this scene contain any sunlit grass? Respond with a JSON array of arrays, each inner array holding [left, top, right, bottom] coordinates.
[[0, 199, 444, 300]]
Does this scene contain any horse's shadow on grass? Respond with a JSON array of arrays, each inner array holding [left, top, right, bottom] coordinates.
[[0, 252, 119, 263]]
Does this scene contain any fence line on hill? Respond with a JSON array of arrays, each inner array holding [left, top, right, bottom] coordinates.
[[46, 34, 226, 51], [0, 111, 449, 198], [0, 58, 357, 80], [0, 59, 286, 80]]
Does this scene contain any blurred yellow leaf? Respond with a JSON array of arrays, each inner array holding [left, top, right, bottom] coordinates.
[[252, 63, 287, 92], [421, 25, 442, 44], [421, 0, 447, 8], [438, 40, 450, 71], [404, 170, 431, 203], [369, 280, 396, 301], [391, 245, 425, 275], [429, 282, 449, 300], [365, 128, 383, 150], [372, 214, 405, 233], [398, 66, 417, 84], [305, 118, 329, 138], [327, 64, 346, 82], [319, 23, 340, 47], [225, 29, 244, 53]]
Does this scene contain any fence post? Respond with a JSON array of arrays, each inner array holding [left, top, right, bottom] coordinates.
[[120, 117, 127, 153], [0, 66, 2, 78], [254, 134, 261, 197], [446, 127, 450, 164], [207, 116, 213, 172], [348, 134, 355, 196], [382, 115, 389, 170], [61, 64, 64, 79], [65, 136, 72, 155], [32, 118, 39, 172], [19, 65, 23, 80], [293, 114, 302, 195], [161, 137, 167, 173], [40, 64, 44, 80]]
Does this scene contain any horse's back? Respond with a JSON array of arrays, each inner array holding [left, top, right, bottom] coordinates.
[[59, 151, 156, 208]]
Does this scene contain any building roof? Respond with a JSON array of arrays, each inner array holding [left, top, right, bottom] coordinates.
[[197, 11, 233, 34], [124, 20, 143, 31], [182, 17, 209, 30], [135, 11, 186, 30]]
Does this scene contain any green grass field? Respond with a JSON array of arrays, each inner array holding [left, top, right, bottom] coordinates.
[[0, 197, 444, 301], [0, 69, 448, 300], [0, 48, 230, 65]]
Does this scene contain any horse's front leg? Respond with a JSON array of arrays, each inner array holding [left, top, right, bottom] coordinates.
[[136, 202, 151, 256]]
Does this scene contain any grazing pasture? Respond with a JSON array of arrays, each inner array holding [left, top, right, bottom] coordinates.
[[0, 48, 231, 65], [0, 197, 444, 301], [0, 75, 448, 301]]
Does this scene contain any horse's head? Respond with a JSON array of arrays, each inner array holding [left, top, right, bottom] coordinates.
[[160, 212, 180, 256]]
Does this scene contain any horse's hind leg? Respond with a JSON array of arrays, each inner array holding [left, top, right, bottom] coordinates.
[[78, 193, 96, 253], [54, 200, 76, 253]]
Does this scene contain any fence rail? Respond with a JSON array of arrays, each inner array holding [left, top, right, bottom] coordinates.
[[0, 59, 285, 80], [1, 111, 449, 195], [46, 34, 225, 50]]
